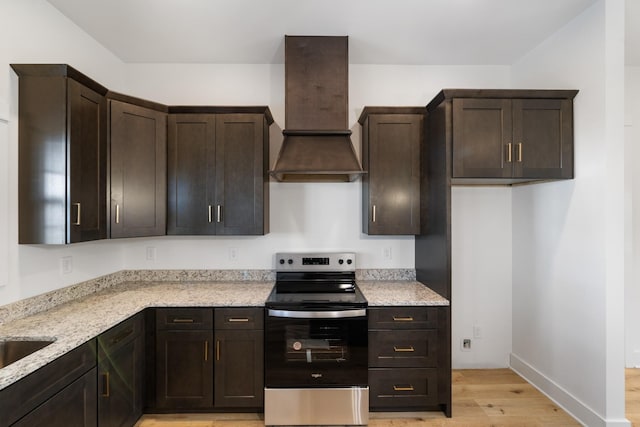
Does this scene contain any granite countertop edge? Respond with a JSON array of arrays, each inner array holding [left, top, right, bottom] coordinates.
[[0, 278, 448, 391]]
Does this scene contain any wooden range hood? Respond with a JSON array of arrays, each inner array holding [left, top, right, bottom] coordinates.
[[269, 36, 366, 182]]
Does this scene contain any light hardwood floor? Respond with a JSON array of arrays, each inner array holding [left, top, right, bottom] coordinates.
[[137, 368, 591, 426], [135, 369, 640, 426]]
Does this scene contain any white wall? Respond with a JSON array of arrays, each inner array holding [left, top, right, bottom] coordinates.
[[510, 1, 627, 426], [626, 65, 640, 368], [0, 0, 128, 305]]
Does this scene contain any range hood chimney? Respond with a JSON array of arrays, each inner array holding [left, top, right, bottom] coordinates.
[[269, 36, 366, 182]]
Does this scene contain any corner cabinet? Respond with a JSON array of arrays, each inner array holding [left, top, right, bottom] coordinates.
[[97, 313, 145, 427], [359, 107, 424, 235], [108, 94, 167, 238], [427, 89, 578, 184], [167, 108, 272, 236], [12, 64, 108, 244]]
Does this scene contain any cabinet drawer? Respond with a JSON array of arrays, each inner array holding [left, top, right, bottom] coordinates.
[[369, 330, 437, 368], [215, 308, 263, 330], [369, 368, 438, 410], [98, 312, 143, 356], [368, 307, 438, 330], [156, 308, 213, 330]]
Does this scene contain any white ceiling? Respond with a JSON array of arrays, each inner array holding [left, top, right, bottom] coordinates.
[[46, 0, 606, 65]]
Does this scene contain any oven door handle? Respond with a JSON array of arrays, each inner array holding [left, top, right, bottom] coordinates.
[[267, 308, 367, 319]]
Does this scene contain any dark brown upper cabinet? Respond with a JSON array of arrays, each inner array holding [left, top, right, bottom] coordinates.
[[108, 94, 167, 238], [12, 64, 108, 244], [167, 108, 272, 236], [359, 107, 423, 235], [427, 89, 578, 185]]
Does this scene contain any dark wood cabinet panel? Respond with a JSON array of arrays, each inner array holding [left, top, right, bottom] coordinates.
[[13, 64, 108, 244], [110, 99, 167, 238], [167, 113, 269, 236], [360, 108, 422, 235], [98, 314, 144, 427], [215, 114, 267, 235], [368, 306, 449, 415], [369, 330, 438, 368], [0, 340, 96, 427], [156, 330, 214, 409], [214, 329, 264, 408], [167, 114, 217, 235], [431, 89, 577, 184], [12, 368, 98, 427], [369, 368, 438, 410]]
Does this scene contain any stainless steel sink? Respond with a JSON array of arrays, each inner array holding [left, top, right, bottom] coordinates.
[[0, 340, 54, 369]]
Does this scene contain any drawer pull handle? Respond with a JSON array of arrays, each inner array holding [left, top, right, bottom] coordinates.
[[517, 142, 523, 162], [228, 317, 250, 322], [172, 318, 194, 323], [204, 341, 209, 361], [392, 316, 414, 322], [394, 346, 415, 352], [73, 203, 81, 226], [393, 385, 414, 392], [216, 340, 220, 361], [102, 372, 110, 397], [506, 142, 513, 163]]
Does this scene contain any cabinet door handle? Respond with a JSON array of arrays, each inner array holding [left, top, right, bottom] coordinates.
[[372, 205, 377, 223], [517, 142, 523, 162], [506, 143, 513, 163], [73, 203, 81, 225], [204, 340, 209, 361], [208, 205, 213, 223], [172, 318, 194, 323], [216, 340, 220, 361], [216, 205, 222, 223], [394, 346, 415, 352], [393, 385, 414, 392], [115, 204, 120, 224], [102, 372, 110, 397], [228, 317, 250, 322], [392, 316, 414, 322]]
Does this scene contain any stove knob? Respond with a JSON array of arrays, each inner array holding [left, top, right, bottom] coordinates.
[[347, 259, 353, 265], [338, 259, 344, 265], [279, 259, 285, 265], [288, 259, 293, 265]]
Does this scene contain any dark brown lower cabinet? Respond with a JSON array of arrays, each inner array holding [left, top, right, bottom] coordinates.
[[214, 308, 264, 409], [368, 306, 451, 416], [98, 314, 144, 427], [0, 341, 97, 427], [156, 329, 214, 409], [13, 368, 98, 427]]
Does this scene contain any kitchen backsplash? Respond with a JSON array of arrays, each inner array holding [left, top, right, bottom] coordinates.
[[0, 268, 415, 326]]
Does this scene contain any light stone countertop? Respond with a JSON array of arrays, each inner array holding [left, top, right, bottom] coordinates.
[[0, 278, 448, 391]]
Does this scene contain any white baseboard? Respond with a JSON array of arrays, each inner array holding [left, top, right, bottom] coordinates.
[[510, 353, 631, 427]]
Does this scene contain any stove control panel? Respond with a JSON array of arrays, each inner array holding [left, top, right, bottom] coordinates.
[[276, 252, 356, 272]]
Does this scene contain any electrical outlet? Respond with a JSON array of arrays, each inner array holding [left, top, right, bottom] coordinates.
[[229, 247, 238, 261], [461, 338, 472, 352], [383, 247, 392, 260], [146, 247, 156, 261], [60, 256, 73, 275]]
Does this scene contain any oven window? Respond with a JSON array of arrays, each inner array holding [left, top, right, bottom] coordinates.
[[285, 323, 349, 363]]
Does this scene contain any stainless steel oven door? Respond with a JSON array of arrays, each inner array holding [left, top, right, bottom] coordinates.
[[264, 308, 368, 387]]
